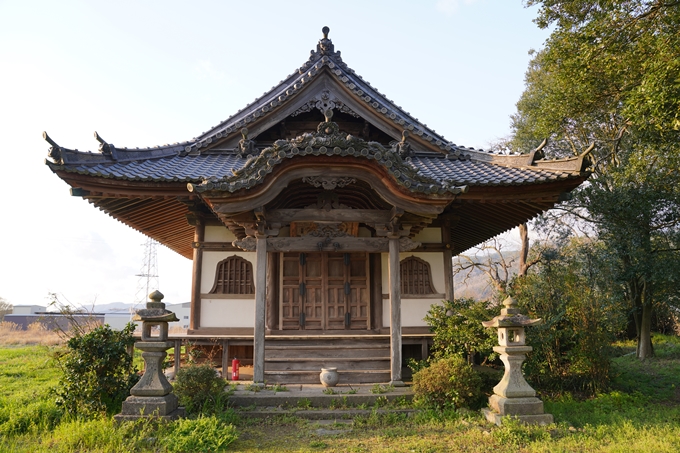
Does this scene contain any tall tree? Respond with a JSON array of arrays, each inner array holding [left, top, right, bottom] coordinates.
[[513, 0, 680, 358]]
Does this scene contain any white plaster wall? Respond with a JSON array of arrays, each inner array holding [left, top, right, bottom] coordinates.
[[201, 251, 257, 293], [380, 251, 447, 327], [382, 298, 444, 327], [413, 227, 441, 243], [204, 225, 236, 242], [380, 252, 446, 295], [200, 299, 254, 328]]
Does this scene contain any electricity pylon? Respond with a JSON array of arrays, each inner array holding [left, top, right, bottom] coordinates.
[[134, 237, 159, 305]]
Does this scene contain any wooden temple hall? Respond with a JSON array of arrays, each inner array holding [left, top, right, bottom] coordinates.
[[45, 28, 590, 385]]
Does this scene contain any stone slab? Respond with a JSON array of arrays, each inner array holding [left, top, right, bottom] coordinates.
[[237, 408, 417, 420], [118, 394, 179, 417], [488, 395, 545, 416], [228, 383, 413, 408]]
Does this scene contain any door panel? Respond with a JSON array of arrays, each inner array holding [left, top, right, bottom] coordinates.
[[280, 253, 302, 330], [347, 253, 369, 329], [279, 251, 370, 330]]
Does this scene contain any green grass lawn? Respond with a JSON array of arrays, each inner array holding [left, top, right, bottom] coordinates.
[[1, 336, 679, 452]]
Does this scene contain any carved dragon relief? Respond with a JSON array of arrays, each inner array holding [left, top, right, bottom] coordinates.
[[188, 110, 468, 196]]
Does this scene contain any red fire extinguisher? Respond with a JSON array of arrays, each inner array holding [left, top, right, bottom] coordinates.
[[231, 357, 240, 381]]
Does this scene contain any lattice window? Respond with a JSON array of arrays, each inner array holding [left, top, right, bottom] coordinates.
[[400, 256, 437, 295], [209, 256, 255, 294]]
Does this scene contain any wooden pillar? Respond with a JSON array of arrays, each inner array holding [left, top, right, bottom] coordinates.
[[442, 219, 454, 301], [253, 236, 267, 384], [221, 339, 230, 377], [266, 252, 278, 331], [388, 235, 404, 386], [173, 339, 181, 376], [189, 218, 205, 331]]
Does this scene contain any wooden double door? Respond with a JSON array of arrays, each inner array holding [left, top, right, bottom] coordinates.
[[280, 252, 370, 330]]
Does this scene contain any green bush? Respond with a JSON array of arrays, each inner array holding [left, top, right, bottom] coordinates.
[[425, 298, 498, 364], [55, 323, 138, 417], [512, 239, 625, 395], [173, 364, 228, 415], [412, 356, 483, 410], [164, 415, 237, 452]]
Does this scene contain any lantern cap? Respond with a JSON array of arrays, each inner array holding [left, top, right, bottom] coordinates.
[[482, 296, 543, 328], [133, 290, 179, 322]]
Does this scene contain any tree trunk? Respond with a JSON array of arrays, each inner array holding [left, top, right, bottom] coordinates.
[[638, 302, 654, 359], [637, 277, 654, 359], [519, 223, 529, 277]]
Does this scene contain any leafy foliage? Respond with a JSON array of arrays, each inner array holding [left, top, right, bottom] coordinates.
[[0, 297, 11, 321], [172, 364, 228, 415], [425, 298, 498, 364], [512, 238, 626, 395], [55, 323, 138, 417], [411, 356, 483, 410], [512, 0, 680, 358]]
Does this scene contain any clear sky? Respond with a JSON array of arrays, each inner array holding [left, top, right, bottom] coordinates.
[[0, 0, 548, 308]]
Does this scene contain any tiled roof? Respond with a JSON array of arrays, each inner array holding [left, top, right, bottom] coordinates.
[[44, 28, 551, 165], [44, 27, 590, 192], [46, 153, 577, 187]]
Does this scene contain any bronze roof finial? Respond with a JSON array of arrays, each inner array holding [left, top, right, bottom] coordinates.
[[322, 26, 330, 39]]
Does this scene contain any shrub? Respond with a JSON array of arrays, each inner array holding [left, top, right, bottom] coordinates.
[[173, 364, 228, 415], [425, 298, 498, 364], [512, 239, 626, 395], [55, 323, 138, 417], [164, 415, 237, 452], [412, 356, 483, 410]]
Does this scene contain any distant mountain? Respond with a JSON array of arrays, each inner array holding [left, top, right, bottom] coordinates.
[[89, 302, 138, 313]]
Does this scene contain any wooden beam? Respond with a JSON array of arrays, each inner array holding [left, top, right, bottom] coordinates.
[[266, 236, 388, 252], [266, 208, 392, 224], [192, 242, 240, 251]]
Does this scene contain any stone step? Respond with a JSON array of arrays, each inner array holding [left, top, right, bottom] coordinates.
[[236, 408, 418, 420], [227, 383, 413, 408]]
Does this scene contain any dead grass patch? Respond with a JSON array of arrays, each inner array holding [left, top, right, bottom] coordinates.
[[0, 321, 63, 346]]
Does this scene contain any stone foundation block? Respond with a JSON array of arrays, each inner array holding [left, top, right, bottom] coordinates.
[[488, 394, 545, 416], [482, 408, 554, 426], [114, 394, 184, 422]]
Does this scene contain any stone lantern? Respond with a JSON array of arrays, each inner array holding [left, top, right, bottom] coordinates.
[[115, 290, 185, 421], [481, 296, 553, 425]]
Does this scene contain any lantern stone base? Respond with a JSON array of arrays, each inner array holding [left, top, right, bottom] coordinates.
[[482, 395, 553, 426], [114, 394, 185, 422]]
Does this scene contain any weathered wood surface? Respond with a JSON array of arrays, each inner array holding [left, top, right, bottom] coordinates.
[[266, 209, 392, 224], [267, 236, 388, 252], [253, 236, 267, 384], [190, 220, 205, 330], [388, 236, 403, 384]]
